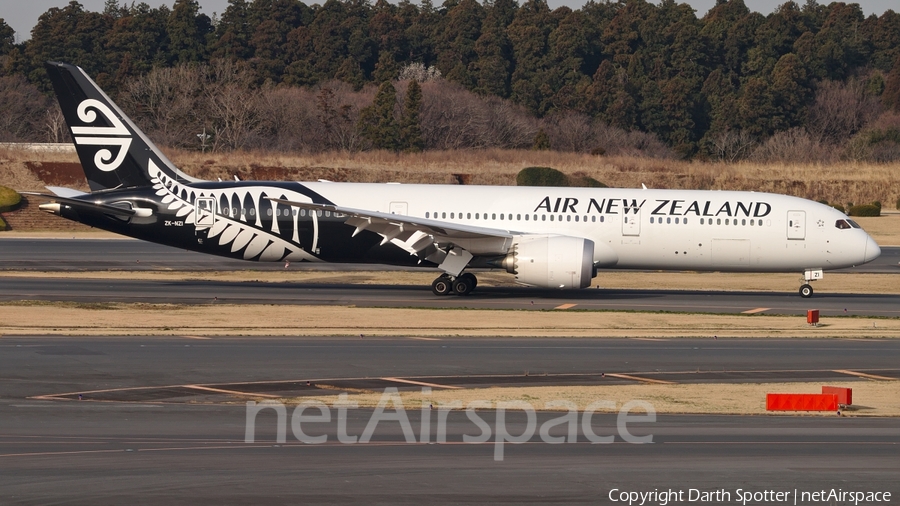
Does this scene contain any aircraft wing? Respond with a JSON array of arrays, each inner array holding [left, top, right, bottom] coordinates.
[[266, 197, 516, 256]]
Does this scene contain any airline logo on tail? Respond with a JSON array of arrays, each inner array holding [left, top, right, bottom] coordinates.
[[71, 99, 132, 172]]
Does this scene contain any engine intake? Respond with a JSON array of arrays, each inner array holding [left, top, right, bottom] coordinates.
[[503, 235, 595, 289]]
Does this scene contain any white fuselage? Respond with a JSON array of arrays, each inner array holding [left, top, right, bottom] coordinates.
[[301, 183, 880, 272]]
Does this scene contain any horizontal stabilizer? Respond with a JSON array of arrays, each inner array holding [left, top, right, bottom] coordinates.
[[46, 186, 88, 198]]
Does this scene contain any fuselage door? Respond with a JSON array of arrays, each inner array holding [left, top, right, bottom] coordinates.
[[787, 210, 805, 240], [389, 201, 408, 215], [622, 207, 641, 236], [195, 197, 217, 230]]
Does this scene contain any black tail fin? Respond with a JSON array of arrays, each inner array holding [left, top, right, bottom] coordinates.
[[45, 61, 200, 192]]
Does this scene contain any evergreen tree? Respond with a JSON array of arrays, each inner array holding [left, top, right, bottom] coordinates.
[[744, 1, 807, 77], [863, 10, 900, 72], [286, 0, 373, 87], [0, 19, 15, 57], [358, 81, 400, 150], [104, 3, 170, 84], [532, 128, 550, 150], [507, 0, 554, 114], [399, 79, 424, 152], [369, 0, 409, 82], [23, 2, 112, 90], [434, 0, 484, 88], [211, 0, 253, 60], [469, 0, 515, 97], [167, 0, 212, 64], [736, 76, 777, 136], [544, 8, 595, 113], [769, 52, 811, 131]]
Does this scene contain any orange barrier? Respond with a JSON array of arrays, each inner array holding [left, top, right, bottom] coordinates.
[[766, 393, 838, 411], [822, 386, 852, 405], [807, 309, 820, 326]]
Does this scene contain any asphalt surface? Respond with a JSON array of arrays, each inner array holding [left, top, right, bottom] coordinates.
[[2, 237, 899, 503], [3, 276, 900, 316], [1, 237, 899, 272], [2, 238, 899, 316], [2, 337, 899, 504]]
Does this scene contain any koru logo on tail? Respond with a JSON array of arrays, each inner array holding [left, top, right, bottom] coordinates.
[[72, 99, 132, 172]]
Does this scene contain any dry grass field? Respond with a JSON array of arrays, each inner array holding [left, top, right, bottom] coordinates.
[[283, 381, 900, 417], [2, 302, 899, 338], [2, 146, 899, 208]]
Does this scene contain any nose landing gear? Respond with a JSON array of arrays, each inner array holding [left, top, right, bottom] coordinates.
[[432, 272, 477, 296], [798, 269, 823, 298]]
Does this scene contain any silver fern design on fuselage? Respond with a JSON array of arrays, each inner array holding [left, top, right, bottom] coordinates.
[[149, 161, 320, 262]]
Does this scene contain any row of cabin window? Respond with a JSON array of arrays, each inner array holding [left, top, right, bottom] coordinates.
[[425, 211, 605, 223], [650, 216, 767, 226], [221, 207, 343, 218]]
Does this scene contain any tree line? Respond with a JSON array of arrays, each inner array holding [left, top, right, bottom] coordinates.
[[1, 0, 899, 162]]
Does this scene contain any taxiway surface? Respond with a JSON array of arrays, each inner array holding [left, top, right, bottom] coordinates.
[[2, 337, 899, 504], [1, 237, 899, 272], [2, 238, 899, 316], [3, 276, 900, 316]]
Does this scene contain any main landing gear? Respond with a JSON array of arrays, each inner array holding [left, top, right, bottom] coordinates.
[[432, 272, 478, 296]]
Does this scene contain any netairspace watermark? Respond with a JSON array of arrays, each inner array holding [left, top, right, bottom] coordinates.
[[244, 387, 656, 461], [609, 488, 892, 506]]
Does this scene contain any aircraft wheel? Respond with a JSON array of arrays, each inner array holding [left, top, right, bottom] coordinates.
[[459, 273, 477, 290], [432, 276, 453, 296], [452, 277, 474, 296], [799, 284, 813, 298]]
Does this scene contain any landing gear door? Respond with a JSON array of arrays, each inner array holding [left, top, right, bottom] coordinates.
[[195, 197, 216, 233], [787, 210, 805, 240], [622, 208, 641, 236]]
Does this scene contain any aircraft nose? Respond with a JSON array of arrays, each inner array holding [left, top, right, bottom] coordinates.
[[863, 234, 881, 263]]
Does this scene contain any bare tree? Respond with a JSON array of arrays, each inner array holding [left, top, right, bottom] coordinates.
[[120, 64, 205, 148], [544, 111, 594, 152], [0, 75, 51, 142], [807, 79, 881, 143], [203, 60, 263, 151], [397, 63, 442, 83], [709, 129, 757, 162], [43, 105, 69, 143], [751, 128, 834, 163], [256, 86, 317, 152], [420, 80, 490, 150], [591, 121, 674, 159], [482, 96, 537, 149]]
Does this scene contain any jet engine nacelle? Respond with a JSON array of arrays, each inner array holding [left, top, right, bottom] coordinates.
[[502, 235, 595, 289]]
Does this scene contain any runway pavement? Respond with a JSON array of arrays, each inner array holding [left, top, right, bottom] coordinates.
[[3, 276, 900, 316], [1, 336, 899, 504], [1, 237, 899, 272], [2, 236, 899, 503], [2, 238, 899, 316]]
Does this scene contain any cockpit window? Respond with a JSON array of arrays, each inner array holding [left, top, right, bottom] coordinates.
[[835, 220, 852, 230], [847, 219, 861, 229]]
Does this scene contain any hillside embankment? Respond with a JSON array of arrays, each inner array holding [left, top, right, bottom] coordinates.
[[1, 147, 899, 232]]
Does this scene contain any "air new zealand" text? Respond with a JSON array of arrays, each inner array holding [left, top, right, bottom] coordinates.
[[534, 197, 772, 217]]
